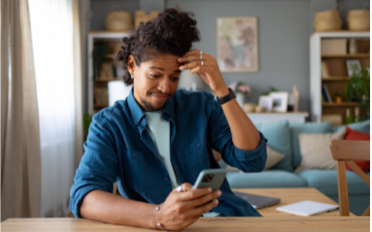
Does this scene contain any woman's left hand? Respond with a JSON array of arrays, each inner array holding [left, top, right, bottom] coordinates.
[[178, 49, 229, 97]]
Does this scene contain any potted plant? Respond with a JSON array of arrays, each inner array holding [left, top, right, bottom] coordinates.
[[92, 41, 109, 79], [229, 82, 251, 108], [345, 65, 370, 121], [334, 91, 344, 103]]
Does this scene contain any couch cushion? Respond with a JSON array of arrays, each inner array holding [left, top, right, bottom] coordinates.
[[297, 169, 370, 195], [296, 130, 346, 172], [332, 120, 370, 133], [255, 120, 292, 171], [226, 170, 307, 188], [289, 122, 332, 169]]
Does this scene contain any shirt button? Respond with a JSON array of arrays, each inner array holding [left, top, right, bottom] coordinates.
[[196, 142, 200, 147], [164, 176, 169, 181], [132, 152, 136, 157]]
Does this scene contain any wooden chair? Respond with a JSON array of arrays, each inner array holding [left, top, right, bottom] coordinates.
[[329, 139, 370, 216]]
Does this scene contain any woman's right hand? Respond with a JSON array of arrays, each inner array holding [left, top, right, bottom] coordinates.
[[154, 182, 221, 231]]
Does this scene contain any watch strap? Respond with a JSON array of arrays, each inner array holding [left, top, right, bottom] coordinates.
[[216, 88, 236, 105]]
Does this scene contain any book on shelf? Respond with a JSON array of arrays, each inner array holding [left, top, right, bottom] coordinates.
[[94, 88, 108, 105], [321, 86, 329, 103], [321, 61, 331, 78], [322, 85, 332, 103], [97, 62, 117, 79]]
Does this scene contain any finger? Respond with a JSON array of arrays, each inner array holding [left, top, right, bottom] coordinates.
[[190, 65, 209, 75], [187, 190, 222, 209], [185, 199, 219, 218], [177, 187, 212, 201], [178, 54, 199, 63], [182, 49, 200, 58], [179, 52, 211, 63], [180, 60, 206, 71]]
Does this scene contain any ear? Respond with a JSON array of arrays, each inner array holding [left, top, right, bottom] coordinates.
[[127, 55, 136, 75]]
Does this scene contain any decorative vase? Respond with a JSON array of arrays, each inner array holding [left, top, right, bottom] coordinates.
[[236, 93, 244, 108]]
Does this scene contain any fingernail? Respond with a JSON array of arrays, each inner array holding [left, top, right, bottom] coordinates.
[[207, 187, 212, 192], [179, 66, 184, 70], [214, 199, 219, 205], [178, 57, 182, 61], [216, 190, 222, 196]]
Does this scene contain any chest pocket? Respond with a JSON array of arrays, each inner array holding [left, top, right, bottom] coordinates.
[[124, 149, 155, 192], [182, 140, 209, 181]]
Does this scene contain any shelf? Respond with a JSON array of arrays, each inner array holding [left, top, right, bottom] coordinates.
[[106, 54, 116, 59], [322, 102, 359, 107], [94, 104, 108, 108], [95, 78, 123, 82], [322, 53, 370, 58], [322, 76, 350, 81]]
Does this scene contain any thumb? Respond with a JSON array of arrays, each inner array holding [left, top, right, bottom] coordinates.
[[172, 182, 194, 193], [182, 182, 194, 192]]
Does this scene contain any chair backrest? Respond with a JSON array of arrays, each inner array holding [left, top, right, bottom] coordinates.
[[329, 139, 370, 216]]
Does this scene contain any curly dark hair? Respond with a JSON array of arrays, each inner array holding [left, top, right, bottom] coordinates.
[[116, 7, 200, 85]]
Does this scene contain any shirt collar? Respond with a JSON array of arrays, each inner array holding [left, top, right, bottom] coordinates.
[[127, 88, 146, 125], [127, 88, 176, 125]]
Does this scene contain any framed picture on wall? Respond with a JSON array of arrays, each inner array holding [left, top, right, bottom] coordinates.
[[270, 92, 289, 112], [217, 17, 258, 72]]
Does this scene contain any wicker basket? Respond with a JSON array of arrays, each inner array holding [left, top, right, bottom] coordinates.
[[346, 10, 370, 31], [105, 5, 133, 32], [313, 10, 342, 32]]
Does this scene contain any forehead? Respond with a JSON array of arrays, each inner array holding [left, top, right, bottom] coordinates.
[[141, 53, 180, 71]]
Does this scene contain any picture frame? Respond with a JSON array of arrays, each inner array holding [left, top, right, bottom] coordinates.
[[269, 92, 289, 112], [345, 59, 362, 77], [258, 96, 273, 112], [217, 17, 258, 72]]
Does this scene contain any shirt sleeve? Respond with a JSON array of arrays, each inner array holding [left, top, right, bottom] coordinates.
[[69, 112, 119, 218], [204, 92, 268, 172]]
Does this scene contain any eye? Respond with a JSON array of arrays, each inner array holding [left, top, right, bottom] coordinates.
[[172, 77, 180, 81], [150, 74, 159, 78]]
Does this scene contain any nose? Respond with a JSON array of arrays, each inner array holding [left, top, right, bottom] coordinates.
[[158, 77, 171, 94]]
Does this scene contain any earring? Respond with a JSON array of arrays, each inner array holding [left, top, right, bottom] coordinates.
[[130, 74, 134, 79]]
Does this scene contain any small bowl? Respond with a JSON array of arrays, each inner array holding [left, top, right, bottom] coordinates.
[[243, 103, 256, 113], [255, 106, 265, 113]]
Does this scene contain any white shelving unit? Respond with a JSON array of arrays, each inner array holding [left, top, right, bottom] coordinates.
[[88, 31, 131, 115], [310, 32, 370, 123]]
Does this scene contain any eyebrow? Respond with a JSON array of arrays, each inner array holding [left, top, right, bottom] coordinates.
[[149, 66, 181, 73]]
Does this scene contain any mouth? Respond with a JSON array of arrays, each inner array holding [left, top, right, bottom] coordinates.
[[151, 93, 170, 102]]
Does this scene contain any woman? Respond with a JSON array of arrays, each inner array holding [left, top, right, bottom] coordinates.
[[70, 7, 267, 230]]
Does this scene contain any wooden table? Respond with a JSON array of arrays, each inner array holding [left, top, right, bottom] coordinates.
[[3, 188, 366, 232], [2, 217, 369, 232], [233, 187, 348, 217]]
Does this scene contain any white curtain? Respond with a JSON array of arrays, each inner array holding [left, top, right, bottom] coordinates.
[[29, 0, 83, 217], [1, 0, 41, 221]]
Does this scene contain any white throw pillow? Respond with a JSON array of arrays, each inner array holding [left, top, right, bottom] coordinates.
[[295, 130, 346, 172], [225, 146, 285, 172]]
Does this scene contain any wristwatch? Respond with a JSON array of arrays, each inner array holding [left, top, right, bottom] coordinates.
[[216, 88, 236, 105]]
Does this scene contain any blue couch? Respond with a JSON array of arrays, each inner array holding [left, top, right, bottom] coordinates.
[[221, 120, 370, 216]]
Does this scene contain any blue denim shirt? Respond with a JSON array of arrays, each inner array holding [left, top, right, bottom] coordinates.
[[70, 89, 267, 217]]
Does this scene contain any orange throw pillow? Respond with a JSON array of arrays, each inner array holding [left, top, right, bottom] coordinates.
[[344, 127, 370, 172]]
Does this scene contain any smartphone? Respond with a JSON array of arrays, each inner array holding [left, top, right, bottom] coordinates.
[[193, 169, 226, 191]]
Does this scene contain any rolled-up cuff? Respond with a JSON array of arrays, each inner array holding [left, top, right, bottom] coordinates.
[[233, 132, 267, 161]]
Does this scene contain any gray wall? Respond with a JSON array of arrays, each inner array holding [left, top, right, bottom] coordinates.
[[166, 0, 311, 112], [89, 0, 368, 115]]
